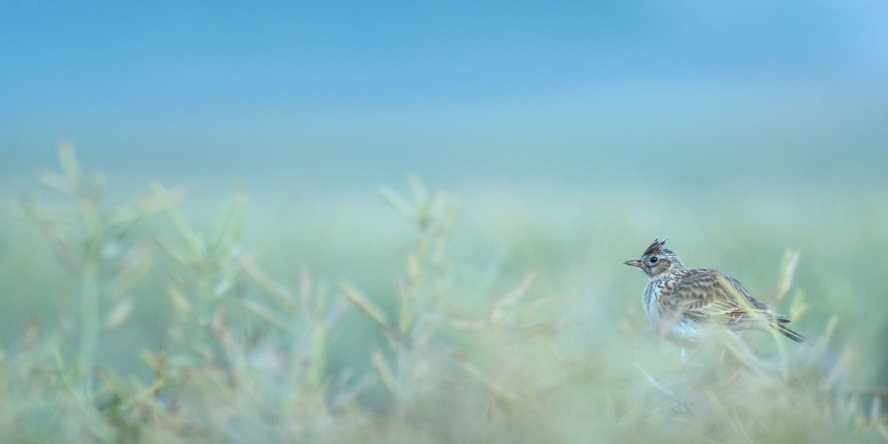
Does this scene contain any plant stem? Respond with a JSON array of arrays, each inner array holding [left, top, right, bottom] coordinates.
[[80, 259, 99, 392]]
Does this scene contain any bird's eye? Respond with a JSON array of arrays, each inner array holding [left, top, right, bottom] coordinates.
[[649, 256, 659, 264]]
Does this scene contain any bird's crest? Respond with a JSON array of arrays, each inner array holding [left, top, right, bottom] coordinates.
[[643, 238, 668, 256]]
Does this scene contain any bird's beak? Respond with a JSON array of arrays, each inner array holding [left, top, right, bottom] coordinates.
[[624, 259, 645, 268]]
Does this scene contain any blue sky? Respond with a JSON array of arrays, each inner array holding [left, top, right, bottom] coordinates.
[[2, 1, 887, 189]]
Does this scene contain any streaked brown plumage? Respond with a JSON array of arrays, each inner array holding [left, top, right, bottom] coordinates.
[[624, 238, 805, 343]]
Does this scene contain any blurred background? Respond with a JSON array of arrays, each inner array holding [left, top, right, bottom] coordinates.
[[1, 1, 888, 442], [3, 1, 887, 189]]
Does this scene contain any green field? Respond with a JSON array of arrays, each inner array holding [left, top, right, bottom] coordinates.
[[0, 148, 886, 443]]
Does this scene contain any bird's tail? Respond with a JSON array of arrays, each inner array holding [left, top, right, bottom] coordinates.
[[778, 324, 806, 343], [774, 316, 807, 344]]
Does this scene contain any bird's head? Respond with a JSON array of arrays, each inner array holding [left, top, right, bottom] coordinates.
[[624, 238, 684, 277]]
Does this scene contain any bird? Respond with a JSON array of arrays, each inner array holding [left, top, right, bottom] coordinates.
[[624, 238, 806, 344]]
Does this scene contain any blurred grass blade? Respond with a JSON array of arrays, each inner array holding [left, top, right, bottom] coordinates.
[[397, 282, 414, 334], [441, 195, 460, 232], [104, 297, 134, 329], [371, 349, 398, 394], [243, 299, 293, 331], [209, 188, 247, 253], [776, 249, 800, 303], [409, 177, 430, 228], [168, 286, 192, 316], [107, 244, 152, 298], [107, 187, 187, 228], [155, 235, 190, 265], [817, 316, 839, 353], [875, 422, 888, 442], [491, 273, 535, 324], [151, 182, 204, 257], [824, 348, 853, 390], [340, 282, 388, 327], [408, 176, 428, 207], [331, 374, 375, 411], [325, 296, 350, 329], [18, 199, 80, 272], [237, 253, 295, 311], [37, 170, 73, 197], [24, 318, 39, 349], [58, 143, 82, 190], [789, 290, 810, 324], [451, 349, 519, 407], [632, 362, 674, 396], [139, 349, 160, 370], [378, 186, 414, 220]]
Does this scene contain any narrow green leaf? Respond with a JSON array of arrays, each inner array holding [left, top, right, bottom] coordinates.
[[243, 299, 293, 331], [107, 243, 152, 298], [151, 182, 204, 257], [451, 349, 520, 406], [209, 188, 247, 253], [371, 349, 398, 394], [139, 349, 159, 370], [58, 143, 82, 190], [340, 282, 388, 327], [155, 235, 190, 265], [409, 177, 430, 228], [107, 187, 187, 228], [169, 287, 191, 316], [776, 248, 800, 303], [237, 253, 296, 311], [104, 297, 134, 329], [378, 186, 414, 220], [36, 170, 73, 197], [397, 282, 414, 334], [820, 315, 839, 348], [491, 273, 535, 324]]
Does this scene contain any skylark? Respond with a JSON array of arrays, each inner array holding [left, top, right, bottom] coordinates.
[[624, 238, 805, 343]]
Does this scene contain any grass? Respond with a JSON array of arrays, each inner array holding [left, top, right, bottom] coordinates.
[[0, 147, 886, 443]]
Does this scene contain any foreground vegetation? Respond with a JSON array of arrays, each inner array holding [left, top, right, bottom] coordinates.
[[0, 147, 885, 443]]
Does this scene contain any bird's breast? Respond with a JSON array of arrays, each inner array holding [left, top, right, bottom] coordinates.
[[641, 280, 662, 322]]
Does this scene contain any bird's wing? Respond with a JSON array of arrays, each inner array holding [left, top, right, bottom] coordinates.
[[669, 269, 769, 323]]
